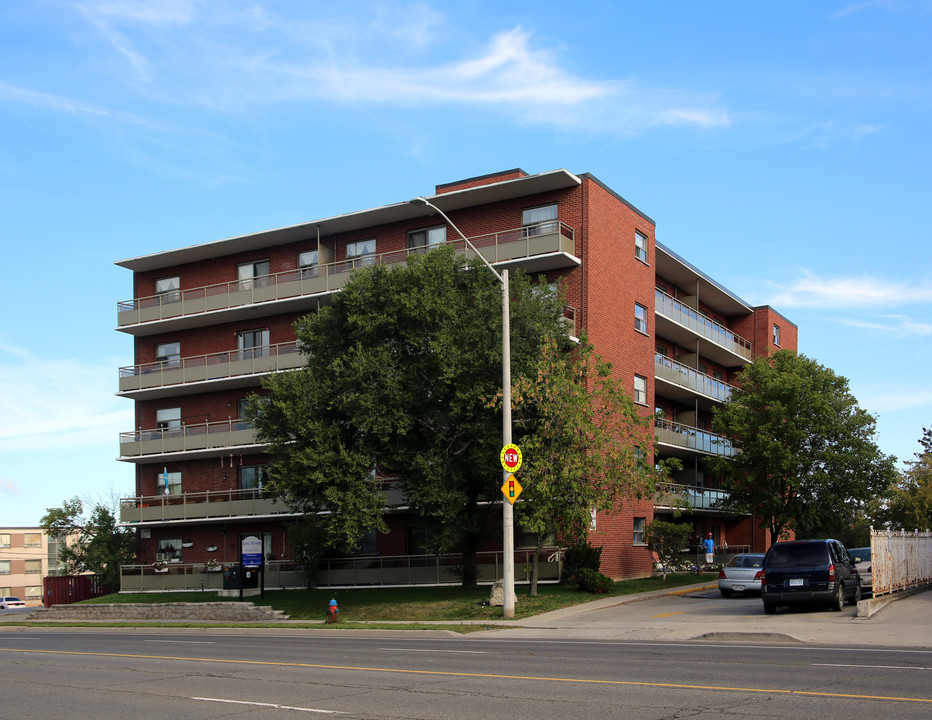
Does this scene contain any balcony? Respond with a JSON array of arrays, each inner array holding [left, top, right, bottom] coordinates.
[[118, 342, 304, 399], [120, 488, 295, 525], [655, 289, 752, 367], [654, 483, 730, 513], [117, 224, 578, 336], [118, 419, 264, 463], [654, 418, 736, 459], [654, 354, 734, 408]]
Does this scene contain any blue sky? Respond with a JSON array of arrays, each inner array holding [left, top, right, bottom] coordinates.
[[2, 1, 931, 526]]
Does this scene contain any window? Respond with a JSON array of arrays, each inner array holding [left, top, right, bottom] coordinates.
[[238, 328, 270, 360], [522, 204, 558, 236], [156, 407, 181, 432], [635, 303, 648, 334], [633, 517, 646, 545], [157, 470, 182, 496], [239, 465, 263, 490], [0, 587, 9, 596], [236, 398, 254, 430], [0, 534, 9, 548], [298, 249, 319, 278], [354, 528, 378, 555], [773, 324, 781, 346], [635, 231, 648, 263], [713, 369, 723, 381], [24, 533, 41, 547], [407, 226, 446, 252], [237, 259, 271, 290], [25, 560, 41, 574], [634, 447, 647, 468], [156, 342, 180, 367], [655, 344, 667, 357], [155, 276, 180, 303], [347, 239, 376, 267], [634, 374, 647, 405], [25, 586, 42, 599], [0, 561, 10, 575], [157, 537, 182, 562]]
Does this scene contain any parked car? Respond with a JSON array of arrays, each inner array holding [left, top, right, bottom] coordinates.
[[0, 596, 26, 609], [718, 553, 765, 597], [761, 539, 861, 614], [849, 546, 873, 596]]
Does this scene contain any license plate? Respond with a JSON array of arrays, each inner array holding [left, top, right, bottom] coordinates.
[[733, 585, 745, 591], [789, 578, 804, 587]]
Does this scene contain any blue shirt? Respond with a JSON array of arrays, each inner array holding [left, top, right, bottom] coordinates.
[[703, 538, 715, 554]]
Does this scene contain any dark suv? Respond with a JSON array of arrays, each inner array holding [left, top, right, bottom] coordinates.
[[760, 539, 861, 614]]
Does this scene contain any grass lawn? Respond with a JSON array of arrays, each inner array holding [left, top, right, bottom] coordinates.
[[80, 573, 716, 623]]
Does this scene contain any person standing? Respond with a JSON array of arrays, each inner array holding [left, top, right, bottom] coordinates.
[[703, 532, 715, 566]]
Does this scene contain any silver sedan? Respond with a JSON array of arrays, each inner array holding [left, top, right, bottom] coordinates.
[[718, 553, 765, 597]]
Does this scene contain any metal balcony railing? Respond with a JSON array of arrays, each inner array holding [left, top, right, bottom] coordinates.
[[654, 354, 734, 403], [654, 418, 737, 457], [655, 289, 752, 361], [654, 483, 730, 511], [118, 341, 303, 393], [119, 419, 261, 459], [119, 487, 293, 524], [117, 224, 576, 327]]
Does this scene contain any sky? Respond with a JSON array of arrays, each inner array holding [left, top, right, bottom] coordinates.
[[2, 1, 931, 527]]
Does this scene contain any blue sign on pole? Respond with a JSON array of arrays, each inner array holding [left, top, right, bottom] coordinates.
[[241, 535, 263, 568]]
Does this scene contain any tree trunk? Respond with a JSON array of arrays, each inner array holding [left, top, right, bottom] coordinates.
[[460, 534, 480, 587], [528, 542, 543, 597]]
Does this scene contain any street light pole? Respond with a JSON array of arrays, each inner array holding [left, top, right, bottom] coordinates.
[[409, 197, 516, 619]]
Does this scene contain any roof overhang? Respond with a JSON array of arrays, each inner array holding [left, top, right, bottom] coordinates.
[[116, 169, 582, 273]]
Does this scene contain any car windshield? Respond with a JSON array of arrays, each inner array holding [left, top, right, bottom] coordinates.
[[852, 548, 871, 562], [767, 544, 827, 567], [728, 555, 763, 568]]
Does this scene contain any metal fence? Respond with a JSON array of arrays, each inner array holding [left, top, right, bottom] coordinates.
[[871, 528, 932, 596]]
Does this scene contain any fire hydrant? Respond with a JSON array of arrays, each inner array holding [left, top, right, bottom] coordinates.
[[327, 598, 339, 623]]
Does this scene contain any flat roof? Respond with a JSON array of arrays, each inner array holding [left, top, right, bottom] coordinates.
[[116, 169, 582, 273]]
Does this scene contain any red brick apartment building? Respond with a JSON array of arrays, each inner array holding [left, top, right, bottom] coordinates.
[[116, 168, 797, 591]]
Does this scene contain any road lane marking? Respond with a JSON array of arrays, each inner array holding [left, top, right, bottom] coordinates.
[[380, 648, 488, 654], [193, 697, 344, 713], [144, 640, 215, 644], [2, 647, 930, 705], [651, 612, 685, 618], [814, 663, 930, 671]]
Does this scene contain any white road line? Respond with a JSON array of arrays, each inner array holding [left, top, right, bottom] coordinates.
[[192, 697, 344, 713], [144, 640, 215, 644], [380, 648, 488, 654], [814, 663, 930, 671]]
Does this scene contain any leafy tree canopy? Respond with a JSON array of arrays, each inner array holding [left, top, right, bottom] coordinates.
[[248, 244, 570, 585], [40, 496, 135, 591], [709, 350, 896, 545], [877, 427, 932, 531], [507, 336, 664, 594]]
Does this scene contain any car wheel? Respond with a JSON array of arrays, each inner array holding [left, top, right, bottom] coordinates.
[[720, 588, 733, 598], [830, 583, 844, 611], [847, 583, 862, 606], [763, 602, 777, 615]]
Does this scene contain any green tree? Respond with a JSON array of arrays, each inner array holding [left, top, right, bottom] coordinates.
[[40, 497, 136, 591], [879, 428, 932, 531], [508, 336, 662, 595], [645, 519, 694, 579], [709, 350, 896, 545], [248, 244, 569, 586]]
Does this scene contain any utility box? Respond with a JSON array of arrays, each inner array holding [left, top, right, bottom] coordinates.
[[222, 566, 241, 590]]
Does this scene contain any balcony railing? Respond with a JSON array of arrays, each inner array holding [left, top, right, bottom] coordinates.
[[654, 418, 737, 458], [654, 483, 730, 512], [118, 550, 564, 592], [655, 289, 752, 361], [117, 224, 576, 329], [120, 488, 293, 524], [654, 354, 733, 403], [118, 341, 304, 394], [119, 419, 261, 459]]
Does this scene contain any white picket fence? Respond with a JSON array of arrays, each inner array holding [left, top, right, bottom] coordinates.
[[871, 528, 932, 597]]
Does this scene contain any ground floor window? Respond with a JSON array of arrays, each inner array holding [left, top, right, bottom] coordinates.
[[633, 517, 646, 545], [157, 537, 182, 562]]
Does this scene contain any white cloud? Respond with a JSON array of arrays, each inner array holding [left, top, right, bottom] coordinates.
[[765, 270, 932, 309], [0, 478, 17, 496], [0, 345, 131, 454], [838, 314, 932, 336]]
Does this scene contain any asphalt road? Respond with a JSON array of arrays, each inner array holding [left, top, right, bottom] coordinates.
[[3, 593, 932, 720]]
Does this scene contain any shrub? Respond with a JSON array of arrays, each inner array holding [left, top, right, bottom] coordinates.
[[561, 542, 603, 584], [575, 567, 614, 594]]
